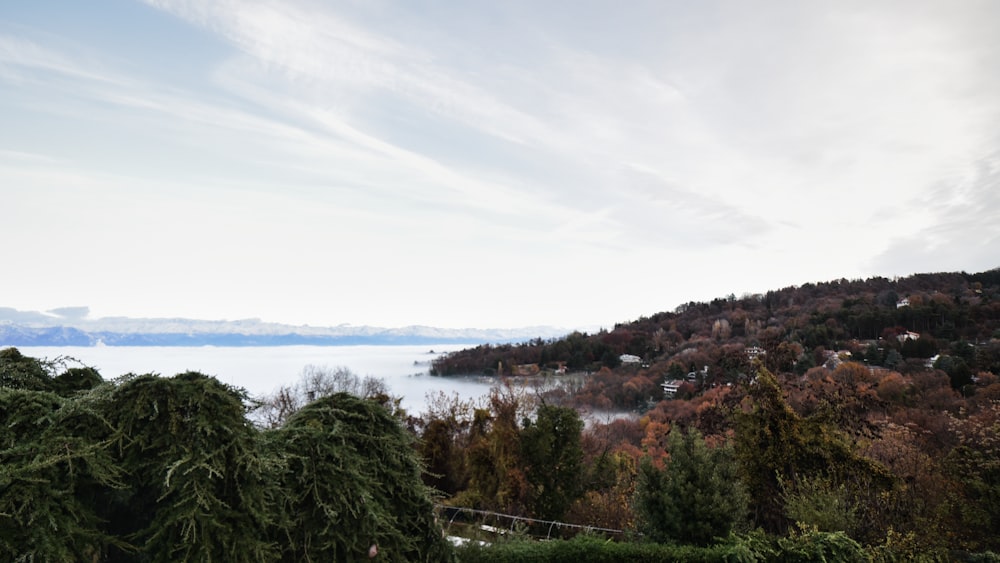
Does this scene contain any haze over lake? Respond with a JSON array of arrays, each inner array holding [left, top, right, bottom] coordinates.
[[16, 344, 496, 414]]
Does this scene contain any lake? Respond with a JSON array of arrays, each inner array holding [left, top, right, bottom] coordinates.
[[15, 344, 498, 415]]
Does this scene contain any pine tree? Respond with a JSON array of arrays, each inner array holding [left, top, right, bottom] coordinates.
[[635, 426, 745, 546], [100, 371, 276, 562], [0, 386, 123, 561], [270, 392, 452, 562], [520, 404, 585, 522]]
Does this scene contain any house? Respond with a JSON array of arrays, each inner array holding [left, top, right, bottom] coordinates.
[[686, 365, 709, 382], [897, 331, 920, 343], [822, 350, 852, 369], [896, 298, 910, 308], [745, 345, 766, 360], [619, 354, 642, 364], [661, 379, 683, 399]]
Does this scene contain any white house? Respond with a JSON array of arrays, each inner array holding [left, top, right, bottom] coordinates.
[[619, 354, 641, 364], [745, 346, 766, 360], [661, 379, 683, 399]]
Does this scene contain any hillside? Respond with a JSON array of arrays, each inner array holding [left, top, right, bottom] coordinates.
[[432, 269, 1000, 398], [417, 268, 1000, 555]]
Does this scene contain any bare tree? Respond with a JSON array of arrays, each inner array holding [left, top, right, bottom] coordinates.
[[253, 365, 394, 428]]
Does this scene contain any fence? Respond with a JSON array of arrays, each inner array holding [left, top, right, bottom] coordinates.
[[435, 504, 628, 543]]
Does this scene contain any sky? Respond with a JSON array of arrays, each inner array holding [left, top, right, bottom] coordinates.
[[2, 0, 999, 330]]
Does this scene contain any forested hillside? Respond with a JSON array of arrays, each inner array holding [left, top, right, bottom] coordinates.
[[416, 269, 1000, 558], [432, 270, 1000, 395]]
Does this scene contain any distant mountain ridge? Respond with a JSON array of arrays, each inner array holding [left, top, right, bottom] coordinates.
[[0, 307, 572, 347]]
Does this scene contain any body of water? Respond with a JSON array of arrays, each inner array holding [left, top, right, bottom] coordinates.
[[15, 344, 497, 415]]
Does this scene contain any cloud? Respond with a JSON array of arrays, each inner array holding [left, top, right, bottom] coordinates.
[[871, 149, 1000, 275], [0, 33, 119, 84], [3, 0, 1000, 328], [48, 306, 91, 320]]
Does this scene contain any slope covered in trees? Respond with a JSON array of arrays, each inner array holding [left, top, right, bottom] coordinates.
[[419, 269, 1000, 558], [431, 269, 1000, 405]]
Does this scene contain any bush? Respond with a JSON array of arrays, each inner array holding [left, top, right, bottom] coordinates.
[[455, 534, 728, 563], [454, 530, 872, 563]]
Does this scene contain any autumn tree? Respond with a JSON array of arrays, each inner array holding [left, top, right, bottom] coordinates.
[[942, 401, 1000, 551], [416, 391, 477, 495], [456, 382, 534, 515]]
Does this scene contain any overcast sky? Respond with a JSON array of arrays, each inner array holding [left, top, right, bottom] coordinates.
[[2, 1, 998, 330]]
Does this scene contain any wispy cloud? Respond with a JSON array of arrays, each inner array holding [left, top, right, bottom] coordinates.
[[2, 0, 998, 327]]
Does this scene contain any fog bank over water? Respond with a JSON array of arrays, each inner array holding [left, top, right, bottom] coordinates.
[[16, 344, 496, 415]]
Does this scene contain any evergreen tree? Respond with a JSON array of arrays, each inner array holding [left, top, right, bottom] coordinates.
[[635, 427, 745, 546], [100, 372, 276, 562], [271, 392, 452, 562], [520, 404, 585, 522], [0, 346, 52, 390], [0, 386, 122, 561]]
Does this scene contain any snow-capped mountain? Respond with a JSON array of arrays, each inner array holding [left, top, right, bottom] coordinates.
[[0, 307, 573, 347]]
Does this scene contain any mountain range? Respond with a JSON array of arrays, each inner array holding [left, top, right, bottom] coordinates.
[[0, 307, 572, 347]]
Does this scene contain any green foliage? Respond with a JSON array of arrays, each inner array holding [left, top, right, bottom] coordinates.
[[455, 533, 729, 563], [734, 367, 809, 534], [272, 392, 452, 562], [101, 371, 276, 562], [934, 354, 974, 389], [1, 349, 450, 561], [0, 346, 52, 390], [781, 475, 858, 536], [520, 404, 585, 522], [734, 366, 893, 536], [775, 525, 868, 562], [866, 528, 952, 563], [454, 531, 872, 563], [52, 365, 104, 396], [0, 387, 123, 561], [459, 385, 534, 515], [942, 402, 1000, 552], [635, 427, 745, 546]]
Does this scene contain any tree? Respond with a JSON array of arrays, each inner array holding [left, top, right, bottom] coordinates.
[[0, 346, 52, 390], [456, 382, 534, 515], [100, 372, 276, 562], [254, 365, 393, 428], [635, 427, 745, 546], [520, 404, 585, 521], [942, 402, 1000, 551], [734, 365, 891, 536], [52, 366, 104, 396], [0, 351, 452, 561], [272, 392, 451, 562], [934, 355, 974, 390], [734, 367, 809, 534], [0, 387, 122, 561]]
